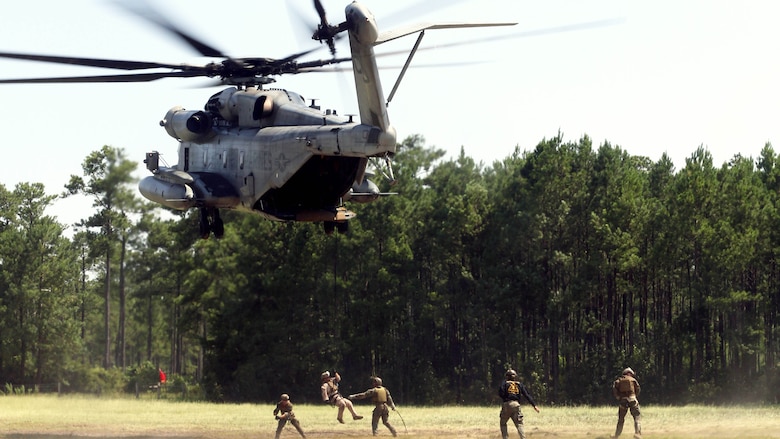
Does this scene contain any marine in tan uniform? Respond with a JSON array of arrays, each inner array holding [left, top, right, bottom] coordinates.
[[320, 371, 363, 423], [273, 393, 306, 439], [349, 376, 397, 437], [498, 369, 540, 439], [612, 367, 641, 439]]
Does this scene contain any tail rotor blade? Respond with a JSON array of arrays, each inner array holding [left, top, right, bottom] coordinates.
[[312, 0, 339, 55]]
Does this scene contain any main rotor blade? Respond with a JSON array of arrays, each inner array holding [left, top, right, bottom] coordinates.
[[275, 46, 328, 65], [0, 51, 187, 71], [377, 17, 625, 56], [0, 70, 208, 84], [296, 56, 352, 70], [115, 0, 227, 58], [380, 0, 472, 29], [300, 60, 485, 73]]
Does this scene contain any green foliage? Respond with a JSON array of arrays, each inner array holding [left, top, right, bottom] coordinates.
[[4, 136, 780, 407], [62, 367, 127, 395], [3, 383, 27, 395], [124, 361, 161, 391], [167, 374, 207, 401], [686, 380, 720, 404]]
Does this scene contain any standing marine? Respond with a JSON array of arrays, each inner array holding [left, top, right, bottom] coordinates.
[[320, 371, 363, 423], [349, 376, 398, 437], [612, 367, 641, 438], [273, 393, 306, 439], [498, 369, 540, 439]]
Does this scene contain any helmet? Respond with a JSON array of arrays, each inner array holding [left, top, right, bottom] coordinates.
[[372, 376, 383, 386], [622, 367, 635, 376], [281, 394, 290, 401], [505, 369, 518, 379], [321, 371, 330, 380]]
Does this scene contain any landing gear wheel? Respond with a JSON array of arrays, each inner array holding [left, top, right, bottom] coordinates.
[[198, 208, 224, 239], [336, 221, 348, 234], [212, 210, 225, 239], [323, 221, 336, 235], [199, 208, 211, 239]]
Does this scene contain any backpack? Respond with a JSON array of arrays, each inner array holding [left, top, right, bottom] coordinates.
[[617, 376, 633, 393]]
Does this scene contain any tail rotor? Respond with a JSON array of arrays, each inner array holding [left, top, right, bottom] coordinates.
[[311, 0, 347, 56]]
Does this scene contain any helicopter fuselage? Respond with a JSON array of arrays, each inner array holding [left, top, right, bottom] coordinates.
[[0, 0, 514, 236], [139, 87, 396, 223], [139, 1, 399, 231]]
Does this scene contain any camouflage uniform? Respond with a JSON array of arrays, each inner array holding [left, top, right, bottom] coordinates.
[[612, 367, 641, 438], [498, 369, 539, 439], [273, 394, 306, 439], [320, 371, 363, 423], [349, 377, 397, 437]]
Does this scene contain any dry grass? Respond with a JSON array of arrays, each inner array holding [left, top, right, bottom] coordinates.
[[0, 395, 778, 438]]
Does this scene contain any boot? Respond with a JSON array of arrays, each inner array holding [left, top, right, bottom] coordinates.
[[614, 417, 625, 438]]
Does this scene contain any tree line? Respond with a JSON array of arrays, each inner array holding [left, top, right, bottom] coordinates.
[[0, 135, 778, 405]]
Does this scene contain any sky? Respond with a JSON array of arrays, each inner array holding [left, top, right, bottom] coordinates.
[[1, 0, 779, 230]]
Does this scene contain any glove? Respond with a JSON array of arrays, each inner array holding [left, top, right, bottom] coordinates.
[[275, 415, 280, 420]]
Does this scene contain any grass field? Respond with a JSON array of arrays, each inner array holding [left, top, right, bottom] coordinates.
[[0, 395, 778, 438]]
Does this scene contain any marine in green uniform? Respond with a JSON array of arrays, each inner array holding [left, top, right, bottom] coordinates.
[[349, 376, 398, 437], [612, 367, 641, 439]]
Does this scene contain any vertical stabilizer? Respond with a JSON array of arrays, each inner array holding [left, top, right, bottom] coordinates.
[[345, 2, 394, 142]]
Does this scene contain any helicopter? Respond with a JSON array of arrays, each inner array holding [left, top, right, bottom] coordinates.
[[0, 1, 514, 238]]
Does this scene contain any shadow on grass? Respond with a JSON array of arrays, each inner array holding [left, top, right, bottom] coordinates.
[[6, 436, 200, 439]]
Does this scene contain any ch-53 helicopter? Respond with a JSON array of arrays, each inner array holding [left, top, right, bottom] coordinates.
[[0, 1, 513, 238]]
